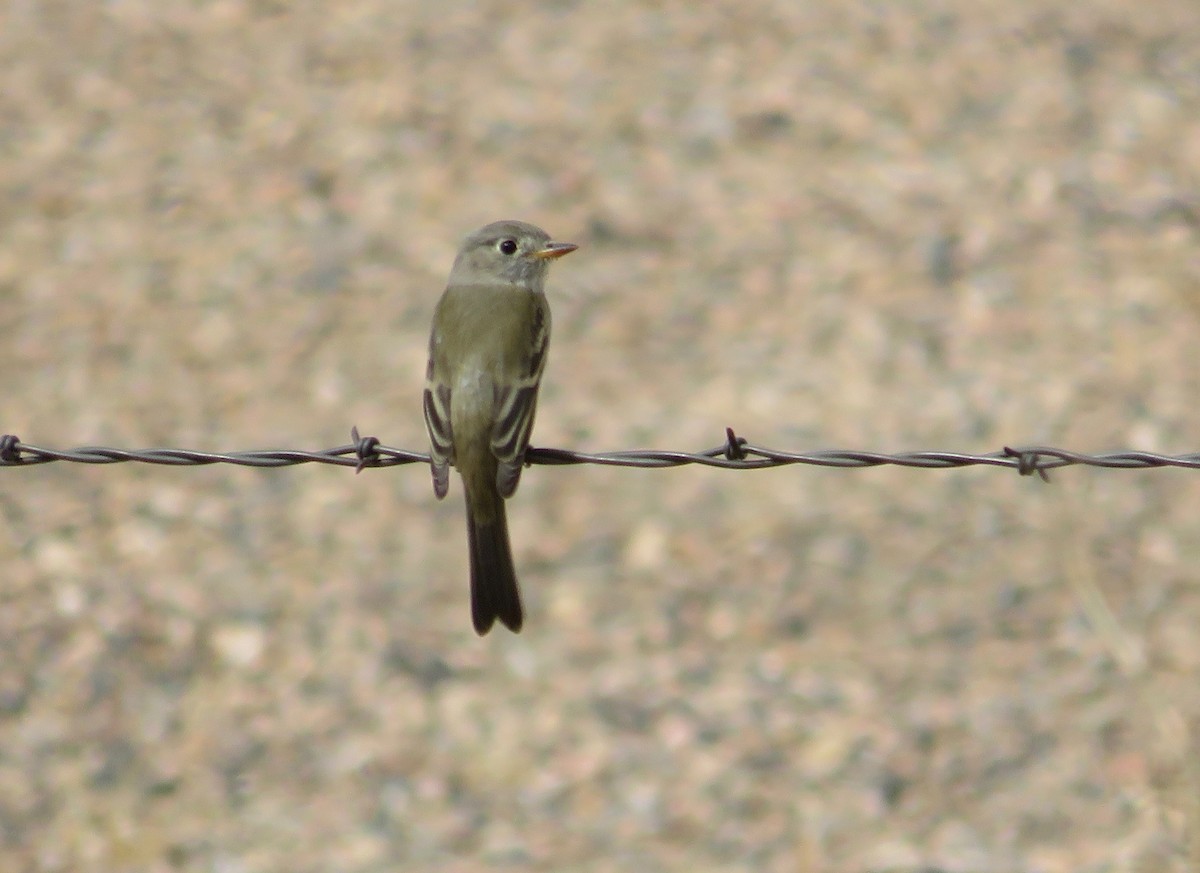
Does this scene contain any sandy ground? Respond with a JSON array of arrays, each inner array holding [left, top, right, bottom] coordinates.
[[1, 1, 1199, 871]]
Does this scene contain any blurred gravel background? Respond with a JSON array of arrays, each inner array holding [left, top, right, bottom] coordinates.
[[2, 2, 1199, 871]]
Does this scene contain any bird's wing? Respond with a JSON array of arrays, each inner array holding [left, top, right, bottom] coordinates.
[[491, 296, 550, 498], [423, 334, 453, 500]]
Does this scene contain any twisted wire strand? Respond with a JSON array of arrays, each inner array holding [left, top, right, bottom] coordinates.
[[3, 430, 1199, 481]]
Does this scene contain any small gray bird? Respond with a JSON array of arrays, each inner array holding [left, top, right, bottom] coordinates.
[[424, 220, 578, 634]]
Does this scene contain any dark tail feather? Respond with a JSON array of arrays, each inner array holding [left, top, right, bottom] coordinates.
[[465, 498, 523, 635]]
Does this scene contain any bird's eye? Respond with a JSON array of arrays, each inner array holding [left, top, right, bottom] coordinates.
[[498, 239, 518, 255]]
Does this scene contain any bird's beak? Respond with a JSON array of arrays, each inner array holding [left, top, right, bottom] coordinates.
[[533, 241, 578, 260]]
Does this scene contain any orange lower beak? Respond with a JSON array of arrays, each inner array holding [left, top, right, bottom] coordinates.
[[533, 241, 578, 260]]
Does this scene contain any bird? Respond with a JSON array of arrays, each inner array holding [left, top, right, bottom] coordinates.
[[423, 220, 578, 634]]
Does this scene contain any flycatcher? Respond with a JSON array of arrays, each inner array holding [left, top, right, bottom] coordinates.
[[424, 220, 578, 634]]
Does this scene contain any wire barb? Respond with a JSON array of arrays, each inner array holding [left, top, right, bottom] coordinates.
[[1005, 445, 1052, 482], [1, 432, 1199, 476], [351, 427, 382, 475], [724, 427, 748, 462], [0, 434, 20, 465]]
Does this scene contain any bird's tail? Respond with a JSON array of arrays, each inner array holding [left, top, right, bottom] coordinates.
[[465, 491, 523, 635]]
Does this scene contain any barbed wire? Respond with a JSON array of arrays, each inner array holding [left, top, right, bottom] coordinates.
[[3, 429, 1200, 483]]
